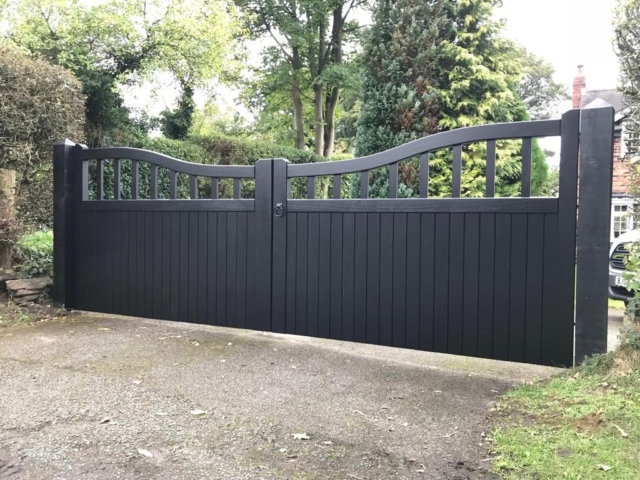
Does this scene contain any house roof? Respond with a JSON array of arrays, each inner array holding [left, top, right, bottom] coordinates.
[[579, 89, 626, 113]]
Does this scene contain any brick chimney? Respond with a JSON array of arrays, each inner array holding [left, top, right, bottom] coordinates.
[[573, 65, 586, 108]]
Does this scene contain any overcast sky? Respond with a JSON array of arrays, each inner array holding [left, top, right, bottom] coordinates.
[[499, 0, 619, 92], [125, 0, 622, 142]]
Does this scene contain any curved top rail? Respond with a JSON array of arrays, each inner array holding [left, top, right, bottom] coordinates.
[[81, 147, 255, 178], [287, 119, 560, 178]]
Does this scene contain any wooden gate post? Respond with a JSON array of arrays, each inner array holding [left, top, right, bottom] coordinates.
[[575, 105, 615, 363], [52, 139, 75, 307]]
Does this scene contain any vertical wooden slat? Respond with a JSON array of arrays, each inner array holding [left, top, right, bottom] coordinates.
[[333, 175, 341, 199], [233, 178, 241, 199], [342, 213, 356, 341], [96, 159, 104, 200], [330, 213, 343, 339], [389, 163, 398, 199], [452, 145, 462, 198], [295, 214, 308, 335], [196, 212, 209, 324], [113, 158, 121, 200], [132, 160, 139, 199], [433, 214, 449, 352], [354, 213, 368, 343], [161, 212, 171, 320], [211, 178, 219, 199], [509, 214, 528, 362], [143, 213, 153, 317], [236, 213, 248, 328], [307, 177, 315, 199], [462, 213, 480, 357], [190, 175, 198, 199], [318, 213, 332, 339], [127, 212, 137, 317], [541, 213, 560, 364], [103, 212, 113, 313], [419, 213, 435, 351], [286, 213, 297, 334], [366, 213, 381, 345], [525, 214, 544, 364], [379, 213, 394, 346], [287, 178, 292, 199], [226, 212, 238, 327], [188, 212, 199, 322], [477, 213, 496, 359], [360, 171, 369, 199], [405, 213, 421, 350], [111, 212, 122, 315], [392, 213, 407, 348], [448, 213, 464, 354], [521, 137, 532, 197], [169, 212, 180, 321], [486, 140, 496, 198], [420, 153, 429, 198], [493, 213, 511, 360], [307, 213, 320, 337], [216, 213, 227, 326], [152, 212, 162, 319], [178, 212, 189, 321], [135, 211, 145, 317], [119, 212, 129, 314], [150, 164, 158, 199], [206, 212, 218, 324], [81, 159, 89, 201], [169, 171, 177, 199]]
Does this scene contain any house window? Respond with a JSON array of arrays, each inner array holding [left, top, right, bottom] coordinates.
[[611, 199, 634, 241]]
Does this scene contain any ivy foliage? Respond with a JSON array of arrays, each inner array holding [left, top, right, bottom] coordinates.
[[353, 0, 548, 199]]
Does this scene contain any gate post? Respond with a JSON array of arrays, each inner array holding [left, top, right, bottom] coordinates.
[[575, 105, 615, 363], [52, 139, 75, 307], [271, 158, 290, 333], [251, 159, 274, 331]]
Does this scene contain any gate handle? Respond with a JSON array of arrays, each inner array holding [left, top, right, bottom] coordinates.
[[274, 203, 285, 218]]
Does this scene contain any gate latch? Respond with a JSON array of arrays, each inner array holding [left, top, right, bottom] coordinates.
[[274, 203, 285, 218]]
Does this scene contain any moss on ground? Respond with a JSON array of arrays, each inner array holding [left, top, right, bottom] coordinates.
[[491, 326, 640, 479]]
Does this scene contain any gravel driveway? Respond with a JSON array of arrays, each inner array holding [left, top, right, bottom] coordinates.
[[0, 314, 557, 479]]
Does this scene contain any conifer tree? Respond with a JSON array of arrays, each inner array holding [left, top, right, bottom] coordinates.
[[352, 0, 548, 198]]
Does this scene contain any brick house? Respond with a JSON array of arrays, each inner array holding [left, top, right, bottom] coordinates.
[[573, 65, 632, 242]]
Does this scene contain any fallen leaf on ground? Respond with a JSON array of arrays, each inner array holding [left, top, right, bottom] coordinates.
[[434, 390, 442, 394], [155, 412, 168, 416], [322, 441, 333, 445], [596, 464, 612, 472], [279, 448, 287, 453], [132, 380, 142, 385], [402, 422, 409, 427], [98, 328, 110, 331], [291, 365, 298, 369], [292, 433, 310, 440], [227, 342, 232, 346], [99, 417, 110, 424], [138, 449, 153, 458], [613, 424, 629, 438], [190, 410, 207, 416], [353, 410, 364, 416]]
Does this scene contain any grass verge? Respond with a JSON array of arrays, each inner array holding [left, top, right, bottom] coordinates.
[[0, 298, 66, 328], [609, 298, 625, 310], [491, 326, 640, 479]]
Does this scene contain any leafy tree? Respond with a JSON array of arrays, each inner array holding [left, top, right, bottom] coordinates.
[[3, 0, 243, 145], [353, 0, 548, 198], [615, 0, 640, 157], [238, 0, 366, 156], [517, 49, 570, 120]]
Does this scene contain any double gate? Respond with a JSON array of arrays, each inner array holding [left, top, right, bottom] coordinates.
[[53, 107, 615, 366]]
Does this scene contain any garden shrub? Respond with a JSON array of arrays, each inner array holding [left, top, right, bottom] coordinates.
[[0, 45, 85, 234], [14, 230, 54, 277]]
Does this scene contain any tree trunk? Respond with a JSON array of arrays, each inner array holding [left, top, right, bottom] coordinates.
[[291, 47, 305, 150], [322, 6, 343, 158], [313, 83, 324, 156], [0, 169, 16, 269]]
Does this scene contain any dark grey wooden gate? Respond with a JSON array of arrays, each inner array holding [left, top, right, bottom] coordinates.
[[53, 106, 615, 366]]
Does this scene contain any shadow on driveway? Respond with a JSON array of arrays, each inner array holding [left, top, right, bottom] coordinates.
[[0, 314, 558, 479]]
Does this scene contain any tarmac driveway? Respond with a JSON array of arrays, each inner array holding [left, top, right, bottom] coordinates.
[[0, 314, 557, 479]]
